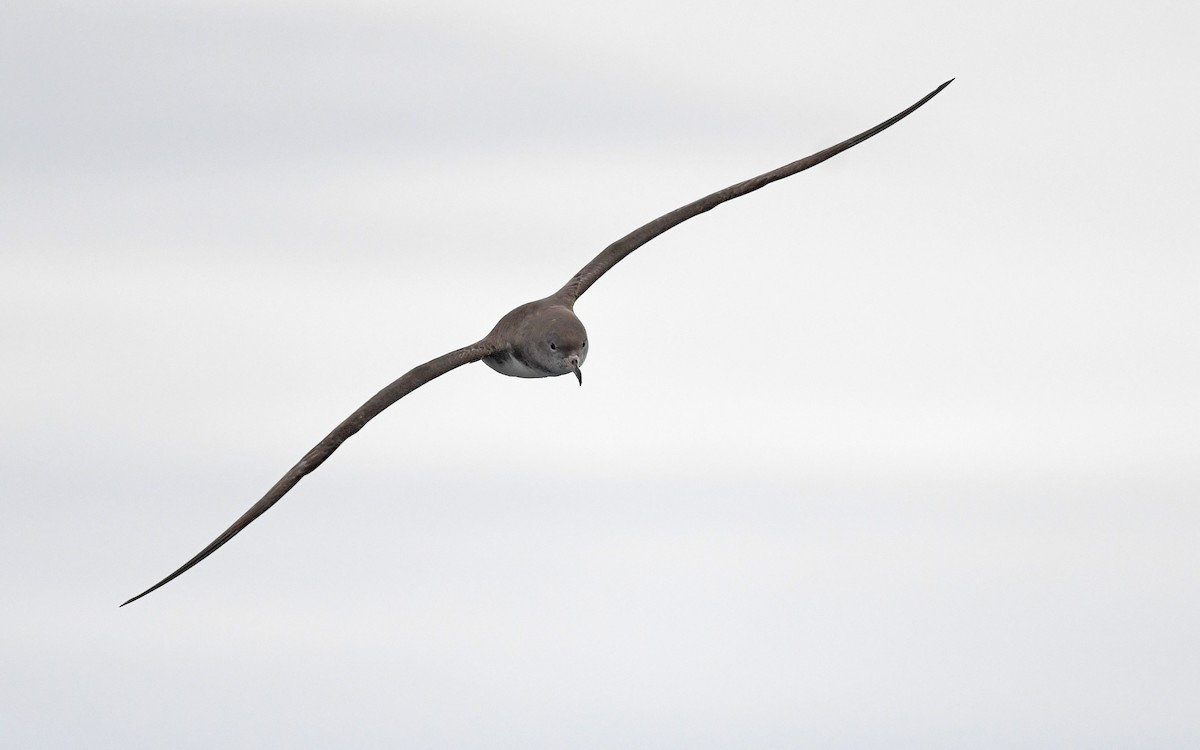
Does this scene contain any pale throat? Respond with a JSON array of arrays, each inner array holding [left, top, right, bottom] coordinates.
[[483, 347, 556, 379]]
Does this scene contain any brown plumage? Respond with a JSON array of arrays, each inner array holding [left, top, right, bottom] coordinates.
[[121, 79, 953, 606]]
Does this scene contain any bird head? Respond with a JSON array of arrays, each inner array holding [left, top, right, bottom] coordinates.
[[527, 307, 588, 385]]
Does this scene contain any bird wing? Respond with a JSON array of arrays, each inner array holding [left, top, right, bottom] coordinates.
[[554, 79, 953, 304], [121, 340, 495, 606]]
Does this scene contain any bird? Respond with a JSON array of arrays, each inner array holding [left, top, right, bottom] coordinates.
[[121, 79, 953, 606]]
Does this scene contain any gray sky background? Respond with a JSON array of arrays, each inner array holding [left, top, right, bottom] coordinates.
[[3, 0, 1198, 747]]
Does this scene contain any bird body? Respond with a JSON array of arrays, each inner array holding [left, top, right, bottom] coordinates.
[[122, 79, 953, 606], [482, 298, 588, 382]]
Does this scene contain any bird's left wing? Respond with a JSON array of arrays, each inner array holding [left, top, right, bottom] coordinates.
[[554, 79, 954, 304], [121, 340, 495, 606]]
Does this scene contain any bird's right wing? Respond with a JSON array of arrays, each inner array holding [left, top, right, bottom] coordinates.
[[554, 79, 954, 304], [121, 340, 495, 606]]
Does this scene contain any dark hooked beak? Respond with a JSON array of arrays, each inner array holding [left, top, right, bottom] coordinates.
[[571, 361, 583, 386]]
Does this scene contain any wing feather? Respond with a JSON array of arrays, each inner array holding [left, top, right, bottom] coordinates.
[[555, 79, 953, 304], [121, 341, 494, 606]]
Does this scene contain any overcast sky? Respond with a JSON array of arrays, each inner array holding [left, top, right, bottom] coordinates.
[[3, 0, 1198, 747]]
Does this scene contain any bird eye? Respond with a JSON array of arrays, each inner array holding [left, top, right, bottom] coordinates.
[[581, 340, 586, 347], [549, 342, 557, 350]]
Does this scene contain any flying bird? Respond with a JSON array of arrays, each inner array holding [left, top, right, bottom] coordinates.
[[122, 79, 953, 606]]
